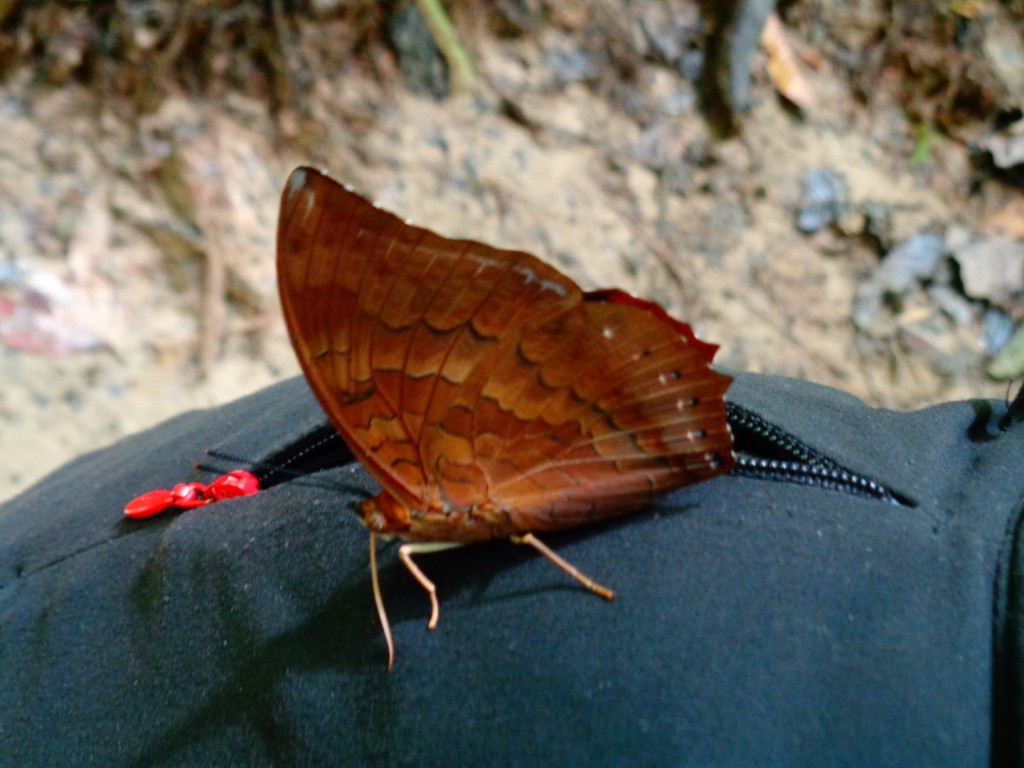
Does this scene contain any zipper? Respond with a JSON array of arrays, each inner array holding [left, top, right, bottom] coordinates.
[[245, 403, 916, 508], [726, 402, 915, 507]]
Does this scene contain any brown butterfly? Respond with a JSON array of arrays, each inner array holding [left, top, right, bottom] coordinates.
[[276, 167, 734, 667]]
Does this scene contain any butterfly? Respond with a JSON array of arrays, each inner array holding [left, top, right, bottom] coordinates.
[[276, 167, 734, 667]]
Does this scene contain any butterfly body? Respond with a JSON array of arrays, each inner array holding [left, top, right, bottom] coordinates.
[[359, 492, 507, 544]]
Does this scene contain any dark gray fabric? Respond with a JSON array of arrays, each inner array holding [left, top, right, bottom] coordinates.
[[0, 373, 1021, 767]]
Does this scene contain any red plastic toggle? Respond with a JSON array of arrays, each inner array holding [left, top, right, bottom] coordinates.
[[123, 470, 260, 519]]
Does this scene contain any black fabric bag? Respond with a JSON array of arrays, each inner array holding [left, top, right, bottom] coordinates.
[[1, 371, 1022, 767]]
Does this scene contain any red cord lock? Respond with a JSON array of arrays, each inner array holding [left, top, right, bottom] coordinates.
[[124, 470, 260, 519]]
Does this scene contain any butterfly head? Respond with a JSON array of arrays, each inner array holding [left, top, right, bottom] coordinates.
[[359, 492, 412, 536]]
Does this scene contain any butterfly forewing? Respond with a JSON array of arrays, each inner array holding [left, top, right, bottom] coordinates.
[[278, 169, 427, 509]]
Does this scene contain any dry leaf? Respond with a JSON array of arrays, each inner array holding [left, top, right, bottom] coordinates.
[[761, 13, 815, 110]]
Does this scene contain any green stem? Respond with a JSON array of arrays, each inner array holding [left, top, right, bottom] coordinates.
[[415, 0, 476, 93]]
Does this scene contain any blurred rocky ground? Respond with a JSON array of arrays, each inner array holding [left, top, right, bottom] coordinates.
[[1, 0, 1022, 502]]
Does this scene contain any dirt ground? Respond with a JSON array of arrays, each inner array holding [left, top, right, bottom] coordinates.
[[1, 1, 1022, 504]]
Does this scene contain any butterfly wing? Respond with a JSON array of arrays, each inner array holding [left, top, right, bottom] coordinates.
[[277, 167, 733, 534], [277, 167, 588, 512], [472, 288, 734, 531]]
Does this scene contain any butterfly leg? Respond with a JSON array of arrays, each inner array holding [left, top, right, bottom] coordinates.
[[511, 533, 616, 601], [398, 541, 464, 630], [368, 536, 463, 670], [368, 533, 396, 670]]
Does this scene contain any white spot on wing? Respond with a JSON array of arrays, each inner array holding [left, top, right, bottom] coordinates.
[[513, 264, 569, 297], [286, 168, 308, 202], [285, 169, 317, 222]]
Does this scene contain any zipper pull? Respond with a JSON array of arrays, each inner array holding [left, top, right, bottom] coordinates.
[[124, 469, 259, 519]]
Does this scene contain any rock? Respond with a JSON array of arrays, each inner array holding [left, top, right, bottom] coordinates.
[[928, 284, 975, 328], [947, 226, 1024, 306], [874, 233, 946, 293], [988, 322, 1024, 380], [852, 233, 949, 337], [985, 132, 1024, 171], [796, 168, 848, 234], [981, 308, 1015, 355]]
